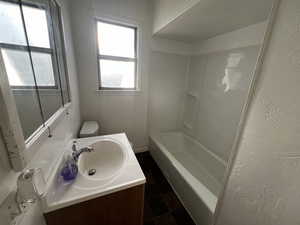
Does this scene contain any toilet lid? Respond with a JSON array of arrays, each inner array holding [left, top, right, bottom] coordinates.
[[80, 121, 99, 135]]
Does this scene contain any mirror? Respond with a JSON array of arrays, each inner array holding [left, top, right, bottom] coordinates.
[[0, 0, 70, 141]]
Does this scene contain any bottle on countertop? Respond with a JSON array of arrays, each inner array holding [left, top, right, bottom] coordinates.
[[60, 155, 78, 182]]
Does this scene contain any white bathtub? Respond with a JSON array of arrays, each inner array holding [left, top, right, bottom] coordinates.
[[150, 132, 226, 225]]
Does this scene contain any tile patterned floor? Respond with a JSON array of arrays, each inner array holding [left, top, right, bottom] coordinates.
[[136, 152, 196, 225]]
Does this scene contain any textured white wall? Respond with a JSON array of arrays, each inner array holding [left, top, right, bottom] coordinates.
[[0, 0, 80, 224], [214, 0, 300, 224]]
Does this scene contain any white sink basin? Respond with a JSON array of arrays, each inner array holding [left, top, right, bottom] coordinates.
[[78, 139, 126, 180], [43, 134, 145, 213]]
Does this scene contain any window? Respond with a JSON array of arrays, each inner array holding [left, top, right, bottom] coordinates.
[[97, 20, 137, 90], [0, 0, 59, 88]]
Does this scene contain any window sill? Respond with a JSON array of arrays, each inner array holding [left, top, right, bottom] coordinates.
[[94, 89, 142, 96]]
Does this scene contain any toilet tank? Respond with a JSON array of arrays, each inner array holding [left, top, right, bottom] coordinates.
[[79, 121, 99, 138]]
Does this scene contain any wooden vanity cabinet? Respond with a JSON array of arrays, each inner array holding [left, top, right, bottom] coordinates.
[[44, 185, 145, 225]]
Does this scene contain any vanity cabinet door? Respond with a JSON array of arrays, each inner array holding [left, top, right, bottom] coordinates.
[[44, 184, 144, 225]]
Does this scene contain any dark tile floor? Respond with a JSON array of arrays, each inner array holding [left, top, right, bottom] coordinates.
[[136, 152, 196, 225]]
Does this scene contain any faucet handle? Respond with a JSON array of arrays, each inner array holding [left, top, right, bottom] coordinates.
[[72, 141, 77, 152], [87, 146, 94, 152]]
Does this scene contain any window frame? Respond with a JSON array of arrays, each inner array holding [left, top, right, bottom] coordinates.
[[0, 0, 60, 89], [96, 19, 138, 90]]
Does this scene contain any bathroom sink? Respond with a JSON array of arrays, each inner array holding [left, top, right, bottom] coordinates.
[[78, 139, 126, 180], [43, 134, 145, 213]]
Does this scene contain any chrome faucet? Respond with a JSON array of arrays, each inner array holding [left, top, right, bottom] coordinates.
[[72, 141, 94, 162]]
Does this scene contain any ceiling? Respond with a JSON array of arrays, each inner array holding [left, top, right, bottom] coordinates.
[[154, 0, 274, 43]]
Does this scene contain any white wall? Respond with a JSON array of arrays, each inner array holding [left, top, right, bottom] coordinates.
[[151, 37, 193, 55], [148, 51, 189, 134], [192, 21, 268, 55], [181, 21, 267, 162], [184, 46, 261, 162], [70, 0, 153, 152], [149, 38, 191, 134], [152, 0, 201, 33], [215, 0, 300, 224], [148, 22, 268, 162], [0, 0, 80, 224]]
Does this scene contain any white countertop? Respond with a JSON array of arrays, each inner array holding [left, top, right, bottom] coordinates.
[[42, 133, 146, 213]]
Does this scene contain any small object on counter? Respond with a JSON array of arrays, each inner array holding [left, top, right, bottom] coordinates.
[[60, 155, 78, 182]]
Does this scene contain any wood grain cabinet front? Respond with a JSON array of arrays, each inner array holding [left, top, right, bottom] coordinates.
[[44, 185, 145, 225]]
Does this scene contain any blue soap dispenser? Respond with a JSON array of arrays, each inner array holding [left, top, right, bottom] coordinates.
[[60, 155, 78, 182]]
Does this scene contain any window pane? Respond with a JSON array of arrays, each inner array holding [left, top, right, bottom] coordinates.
[[1, 49, 55, 87], [13, 90, 44, 139], [100, 60, 135, 88], [23, 6, 50, 48], [2, 48, 35, 86], [0, 1, 26, 45], [97, 22, 135, 58], [32, 52, 55, 86]]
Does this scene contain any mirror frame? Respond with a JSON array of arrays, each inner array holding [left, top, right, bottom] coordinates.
[[0, 52, 26, 171]]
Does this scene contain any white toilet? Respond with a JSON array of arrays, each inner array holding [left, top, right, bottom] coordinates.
[[79, 121, 100, 138]]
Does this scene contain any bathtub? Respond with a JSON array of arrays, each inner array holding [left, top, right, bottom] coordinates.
[[149, 132, 226, 225]]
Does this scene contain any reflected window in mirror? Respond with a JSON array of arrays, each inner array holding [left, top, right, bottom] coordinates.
[[0, 0, 70, 140], [1, 1, 58, 89]]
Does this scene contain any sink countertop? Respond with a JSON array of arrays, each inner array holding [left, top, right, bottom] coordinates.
[[41, 133, 146, 213]]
